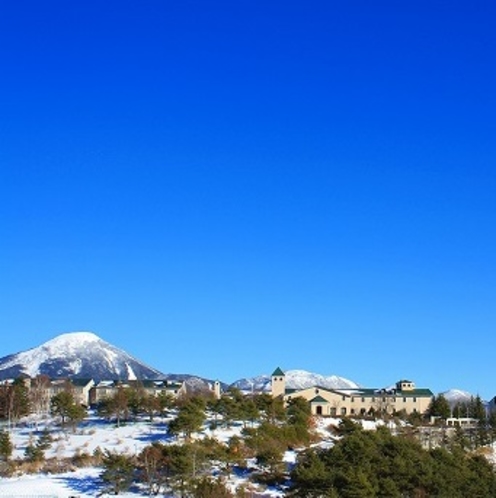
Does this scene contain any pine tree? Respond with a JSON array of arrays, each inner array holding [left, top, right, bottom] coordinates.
[[191, 476, 234, 497], [50, 391, 76, 428], [36, 428, 52, 451], [101, 451, 134, 495], [168, 399, 206, 439], [428, 394, 451, 419], [0, 430, 13, 461]]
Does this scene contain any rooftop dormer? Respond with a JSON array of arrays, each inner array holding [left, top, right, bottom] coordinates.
[[396, 379, 415, 391]]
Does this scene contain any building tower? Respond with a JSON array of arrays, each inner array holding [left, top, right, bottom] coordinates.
[[213, 380, 222, 400], [271, 367, 286, 398]]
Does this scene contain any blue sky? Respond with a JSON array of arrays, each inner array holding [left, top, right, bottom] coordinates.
[[1, 2, 495, 397]]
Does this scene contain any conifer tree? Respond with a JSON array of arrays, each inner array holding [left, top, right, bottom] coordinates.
[[428, 394, 451, 419], [0, 430, 13, 461], [101, 451, 134, 495], [168, 398, 206, 439]]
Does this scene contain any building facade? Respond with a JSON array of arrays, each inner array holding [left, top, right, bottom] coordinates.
[[271, 368, 433, 416]]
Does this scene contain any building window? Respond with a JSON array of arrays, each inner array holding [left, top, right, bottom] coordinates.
[[413, 397, 417, 402], [351, 397, 354, 402], [351, 408, 355, 415], [342, 395, 346, 401], [403, 397, 407, 402], [341, 407, 347, 415], [361, 397, 365, 403]]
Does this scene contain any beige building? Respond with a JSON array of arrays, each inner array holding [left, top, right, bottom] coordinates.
[[89, 379, 186, 405], [2, 376, 95, 412], [48, 378, 95, 407], [271, 368, 433, 416]]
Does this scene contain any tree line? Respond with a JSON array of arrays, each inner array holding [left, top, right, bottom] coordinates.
[[290, 418, 496, 497]]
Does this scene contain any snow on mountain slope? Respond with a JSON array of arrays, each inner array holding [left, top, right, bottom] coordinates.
[[0, 331, 165, 381], [232, 369, 360, 392], [441, 388, 475, 405], [286, 369, 360, 390]]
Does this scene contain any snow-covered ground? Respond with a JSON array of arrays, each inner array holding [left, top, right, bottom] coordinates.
[[0, 467, 104, 497], [0, 410, 417, 497], [1, 412, 292, 497]]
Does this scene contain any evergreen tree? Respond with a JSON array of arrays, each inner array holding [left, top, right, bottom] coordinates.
[[289, 449, 334, 497], [291, 423, 496, 497], [50, 391, 75, 427], [36, 428, 52, 451], [471, 395, 487, 422], [168, 398, 206, 439], [101, 451, 135, 495], [428, 394, 451, 419], [190, 476, 234, 497], [67, 402, 87, 431], [0, 430, 13, 461], [24, 429, 53, 463], [164, 444, 195, 497], [24, 442, 44, 463], [452, 401, 470, 419], [51, 391, 85, 429], [157, 391, 174, 416], [253, 393, 285, 423]]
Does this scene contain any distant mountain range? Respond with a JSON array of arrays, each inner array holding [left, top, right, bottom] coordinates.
[[0, 332, 482, 402], [231, 369, 360, 392]]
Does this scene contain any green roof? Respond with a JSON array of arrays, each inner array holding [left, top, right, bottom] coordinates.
[[310, 395, 329, 404], [272, 367, 285, 376], [346, 388, 433, 398]]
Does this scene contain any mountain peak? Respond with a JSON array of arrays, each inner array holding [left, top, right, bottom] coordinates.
[[441, 388, 475, 405], [43, 331, 102, 347], [0, 332, 165, 381], [49, 331, 100, 341]]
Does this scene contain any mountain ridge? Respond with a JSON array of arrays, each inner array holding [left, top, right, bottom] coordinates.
[[230, 369, 360, 392]]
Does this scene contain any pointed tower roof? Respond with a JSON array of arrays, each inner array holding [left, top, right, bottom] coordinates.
[[272, 367, 285, 376]]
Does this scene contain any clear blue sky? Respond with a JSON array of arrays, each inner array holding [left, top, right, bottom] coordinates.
[[1, 2, 495, 397]]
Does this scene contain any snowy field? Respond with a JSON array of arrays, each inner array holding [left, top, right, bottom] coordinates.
[[2, 413, 492, 496], [0, 412, 303, 497]]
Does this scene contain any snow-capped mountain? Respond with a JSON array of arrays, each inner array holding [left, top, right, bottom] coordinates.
[[232, 369, 360, 392], [441, 389, 475, 406], [0, 332, 166, 381]]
